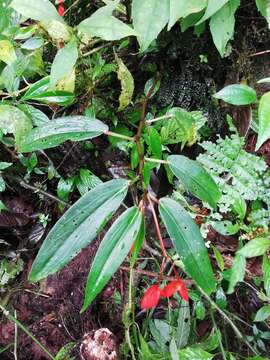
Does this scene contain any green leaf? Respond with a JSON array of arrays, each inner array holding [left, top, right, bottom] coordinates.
[[19, 116, 108, 152], [256, 0, 270, 28], [21, 37, 44, 50], [54, 342, 75, 360], [238, 238, 270, 258], [256, 91, 270, 150], [0, 177, 5, 192], [209, 0, 240, 57], [82, 206, 142, 311], [18, 104, 50, 127], [263, 254, 270, 297], [10, 0, 63, 23], [227, 254, 246, 294], [168, 155, 221, 208], [0, 105, 32, 147], [214, 84, 257, 105], [178, 347, 214, 360], [176, 300, 190, 348], [132, 0, 170, 52], [149, 127, 162, 159], [170, 339, 179, 360], [0, 40, 17, 65], [254, 305, 270, 322], [159, 198, 216, 294], [50, 38, 78, 90], [212, 245, 225, 272], [78, 0, 135, 41], [22, 76, 75, 105], [0, 162, 12, 170], [168, 0, 207, 30], [212, 221, 239, 236], [115, 54, 134, 111], [29, 179, 129, 282], [196, 0, 230, 25]]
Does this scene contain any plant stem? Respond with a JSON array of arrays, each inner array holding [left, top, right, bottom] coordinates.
[[0, 305, 54, 359], [145, 157, 169, 165], [105, 130, 135, 142], [198, 287, 259, 356], [209, 307, 227, 360], [82, 42, 114, 57], [146, 114, 173, 124]]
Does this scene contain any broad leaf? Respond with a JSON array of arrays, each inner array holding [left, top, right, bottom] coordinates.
[[168, 0, 207, 30], [18, 104, 50, 127], [0, 40, 17, 65], [168, 155, 221, 208], [78, 0, 135, 41], [256, 91, 270, 150], [10, 0, 63, 23], [42, 20, 72, 42], [196, 0, 230, 25], [50, 38, 78, 90], [254, 305, 270, 322], [238, 238, 270, 258], [22, 76, 51, 100], [0, 105, 32, 146], [19, 116, 108, 152], [132, 0, 170, 52], [159, 198, 216, 294], [178, 347, 214, 360], [29, 179, 129, 281], [82, 206, 143, 311], [210, 0, 240, 57], [214, 84, 257, 105], [227, 254, 246, 294], [115, 54, 134, 111]]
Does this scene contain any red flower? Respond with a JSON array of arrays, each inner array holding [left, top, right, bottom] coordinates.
[[58, 0, 65, 16], [162, 279, 189, 302], [141, 285, 162, 309]]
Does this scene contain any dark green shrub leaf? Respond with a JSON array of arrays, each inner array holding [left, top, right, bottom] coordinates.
[[149, 127, 162, 159], [82, 206, 143, 311], [168, 155, 221, 208], [19, 116, 108, 152], [29, 179, 129, 282], [256, 91, 270, 150], [214, 84, 257, 105], [159, 198, 216, 294]]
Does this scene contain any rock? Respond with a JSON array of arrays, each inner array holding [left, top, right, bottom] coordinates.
[[80, 328, 119, 360]]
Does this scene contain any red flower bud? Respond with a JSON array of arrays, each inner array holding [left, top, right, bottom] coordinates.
[[140, 285, 162, 309], [58, 4, 65, 16], [162, 279, 189, 302]]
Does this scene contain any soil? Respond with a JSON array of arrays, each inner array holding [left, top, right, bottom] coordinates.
[[1, 3, 270, 359]]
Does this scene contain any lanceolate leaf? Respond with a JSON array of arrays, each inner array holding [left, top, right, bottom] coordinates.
[[29, 179, 129, 282], [132, 0, 170, 52], [50, 38, 78, 89], [256, 91, 270, 150], [237, 237, 270, 258], [19, 116, 108, 152], [214, 84, 257, 105], [168, 155, 221, 209], [10, 0, 63, 23], [227, 254, 246, 294], [115, 54, 134, 111], [196, 0, 230, 25], [168, 0, 207, 30], [210, 0, 240, 57], [82, 206, 143, 311], [159, 198, 216, 294], [78, 0, 135, 41]]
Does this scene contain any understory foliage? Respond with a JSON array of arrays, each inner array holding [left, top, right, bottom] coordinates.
[[0, 0, 270, 359]]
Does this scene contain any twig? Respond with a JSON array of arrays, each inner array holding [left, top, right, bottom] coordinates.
[[63, 0, 80, 15], [120, 266, 193, 285], [247, 49, 270, 57], [198, 286, 259, 356], [146, 114, 173, 124], [14, 310, 18, 360], [82, 42, 114, 57], [0, 305, 54, 359], [145, 157, 168, 165], [105, 131, 135, 142]]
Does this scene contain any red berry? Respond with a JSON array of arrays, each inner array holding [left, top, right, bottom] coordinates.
[[58, 4, 65, 16], [140, 285, 162, 309]]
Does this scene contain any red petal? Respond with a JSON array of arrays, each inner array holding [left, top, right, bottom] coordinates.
[[162, 280, 189, 302], [140, 285, 161, 309], [58, 4, 65, 16]]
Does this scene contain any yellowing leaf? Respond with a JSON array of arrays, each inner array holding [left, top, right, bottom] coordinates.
[[41, 20, 72, 42], [55, 68, 76, 93], [115, 54, 134, 111], [0, 40, 17, 65]]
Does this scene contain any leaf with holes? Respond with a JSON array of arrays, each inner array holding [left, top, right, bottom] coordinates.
[[256, 91, 270, 150], [29, 179, 129, 282], [214, 84, 257, 105], [159, 198, 216, 294], [82, 206, 143, 311], [168, 155, 221, 208], [19, 116, 108, 152]]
